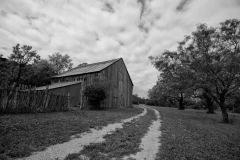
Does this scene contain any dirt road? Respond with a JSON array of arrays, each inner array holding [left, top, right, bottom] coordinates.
[[19, 105, 162, 160]]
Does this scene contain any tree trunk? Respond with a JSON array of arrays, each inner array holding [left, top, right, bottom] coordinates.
[[220, 96, 229, 123], [178, 96, 185, 110], [205, 95, 214, 114], [207, 103, 214, 114]]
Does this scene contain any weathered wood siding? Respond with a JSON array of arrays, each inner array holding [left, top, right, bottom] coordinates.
[[100, 59, 133, 108], [51, 59, 133, 108], [48, 83, 82, 107]]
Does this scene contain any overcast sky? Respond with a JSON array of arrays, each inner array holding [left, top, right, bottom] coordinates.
[[0, 0, 240, 97]]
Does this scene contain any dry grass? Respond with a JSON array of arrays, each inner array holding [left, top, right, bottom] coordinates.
[[0, 105, 142, 159], [150, 106, 240, 160]]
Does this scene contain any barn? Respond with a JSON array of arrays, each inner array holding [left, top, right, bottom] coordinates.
[[49, 58, 133, 108]]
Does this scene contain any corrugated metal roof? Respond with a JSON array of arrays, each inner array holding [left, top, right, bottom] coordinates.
[[35, 81, 81, 90], [52, 58, 121, 78]]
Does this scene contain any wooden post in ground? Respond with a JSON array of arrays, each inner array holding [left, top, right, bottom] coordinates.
[[32, 86, 36, 111], [80, 81, 83, 110], [27, 85, 31, 110], [1, 83, 8, 110], [13, 87, 19, 111], [68, 93, 70, 109], [6, 82, 17, 110], [42, 85, 49, 111], [45, 91, 51, 111]]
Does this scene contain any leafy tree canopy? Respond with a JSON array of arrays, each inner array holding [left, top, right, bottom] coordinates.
[[49, 52, 73, 74], [0, 44, 40, 84], [149, 19, 240, 123], [78, 63, 88, 67]]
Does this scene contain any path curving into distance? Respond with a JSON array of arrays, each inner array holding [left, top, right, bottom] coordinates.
[[123, 105, 162, 160], [18, 106, 147, 160]]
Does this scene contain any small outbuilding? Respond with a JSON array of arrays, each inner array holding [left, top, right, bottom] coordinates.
[[48, 58, 133, 108]]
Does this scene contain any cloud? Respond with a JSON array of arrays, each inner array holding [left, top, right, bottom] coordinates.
[[137, 0, 146, 19], [103, 2, 115, 13], [0, 0, 240, 98], [176, 0, 192, 11]]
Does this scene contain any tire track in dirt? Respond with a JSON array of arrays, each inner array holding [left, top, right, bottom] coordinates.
[[18, 106, 147, 160], [123, 105, 162, 160]]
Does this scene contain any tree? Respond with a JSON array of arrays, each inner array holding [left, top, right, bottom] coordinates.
[[132, 94, 147, 104], [1, 44, 40, 108], [49, 52, 73, 74], [177, 19, 240, 123], [0, 55, 8, 86], [78, 63, 88, 67], [132, 94, 139, 104], [149, 50, 194, 110], [21, 59, 56, 86], [199, 89, 215, 113], [229, 90, 240, 113], [1, 44, 40, 84], [148, 84, 161, 102], [148, 83, 167, 106]]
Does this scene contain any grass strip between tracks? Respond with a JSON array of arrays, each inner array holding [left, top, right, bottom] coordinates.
[[65, 108, 156, 160]]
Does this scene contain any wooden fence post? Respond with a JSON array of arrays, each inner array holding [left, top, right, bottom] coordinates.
[[68, 93, 70, 109], [13, 87, 19, 110], [32, 86, 36, 112], [42, 85, 49, 111], [27, 85, 31, 110], [0, 83, 7, 111], [5, 82, 17, 110]]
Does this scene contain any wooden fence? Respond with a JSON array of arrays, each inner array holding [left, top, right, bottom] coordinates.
[[0, 83, 69, 114]]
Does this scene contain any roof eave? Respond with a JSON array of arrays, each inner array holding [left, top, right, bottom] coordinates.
[[51, 58, 121, 79], [51, 70, 101, 79]]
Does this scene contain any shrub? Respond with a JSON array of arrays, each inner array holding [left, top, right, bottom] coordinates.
[[146, 101, 155, 106], [83, 83, 107, 110], [232, 106, 240, 113], [132, 100, 139, 105]]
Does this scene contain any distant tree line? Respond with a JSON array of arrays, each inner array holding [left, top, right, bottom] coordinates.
[[132, 94, 148, 104], [148, 19, 240, 123]]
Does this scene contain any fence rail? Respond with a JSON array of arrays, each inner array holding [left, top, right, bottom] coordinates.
[[0, 83, 69, 114]]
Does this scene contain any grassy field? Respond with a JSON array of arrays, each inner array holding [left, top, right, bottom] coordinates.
[[65, 108, 156, 160], [150, 106, 240, 160], [2, 104, 239, 160], [0, 105, 142, 159]]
